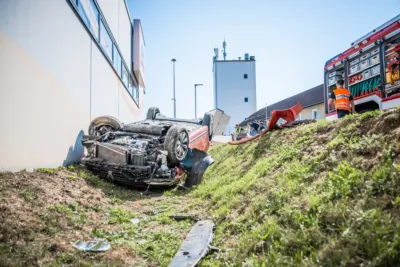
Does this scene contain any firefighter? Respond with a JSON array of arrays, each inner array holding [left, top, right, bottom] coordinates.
[[234, 124, 242, 134], [328, 79, 355, 118], [232, 124, 242, 141]]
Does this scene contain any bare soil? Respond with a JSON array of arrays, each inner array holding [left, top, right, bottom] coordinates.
[[0, 167, 197, 267]]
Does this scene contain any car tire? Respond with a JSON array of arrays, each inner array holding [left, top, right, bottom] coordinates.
[[88, 116, 122, 136], [202, 112, 213, 140], [146, 107, 160, 120], [164, 125, 189, 166]]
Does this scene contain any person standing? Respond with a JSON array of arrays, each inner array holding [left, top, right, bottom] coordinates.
[[328, 79, 355, 118], [260, 122, 266, 131], [246, 123, 251, 137], [251, 120, 259, 131], [234, 124, 243, 134]]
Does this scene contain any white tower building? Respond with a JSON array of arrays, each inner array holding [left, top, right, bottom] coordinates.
[[212, 42, 257, 135]]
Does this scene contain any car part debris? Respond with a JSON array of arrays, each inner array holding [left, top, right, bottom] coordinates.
[[143, 209, 169, 216], [180, 149, 215, 188], [81, 107, 230, 189], [130, 218, 140, 224], [168, 215, 200, 222], [207, 245, 219, 251], [73, 239, 110, 252], [168, 220, 214, 267]]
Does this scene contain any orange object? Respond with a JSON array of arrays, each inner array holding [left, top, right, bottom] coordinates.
[[228, 102, 303, 145], [333, 88, 351, 112]]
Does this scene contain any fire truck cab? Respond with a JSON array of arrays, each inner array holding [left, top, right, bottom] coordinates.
[[324, 14, 400, 121]]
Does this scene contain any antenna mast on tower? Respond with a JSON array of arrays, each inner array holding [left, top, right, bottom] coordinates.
[[222, 39, 227, 60]]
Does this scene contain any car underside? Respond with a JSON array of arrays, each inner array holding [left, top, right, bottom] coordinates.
[[81, 107, 230, 189]]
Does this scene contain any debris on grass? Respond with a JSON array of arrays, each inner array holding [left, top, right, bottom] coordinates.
[[1, 107, 400, 266], [73, 239, 110, 252], [168, 215, 200, 222], [130, 218, 141, 224], [168, 220, 214, 267]]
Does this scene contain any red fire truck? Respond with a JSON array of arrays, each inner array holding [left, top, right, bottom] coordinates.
[[324, 14, 400, 121]]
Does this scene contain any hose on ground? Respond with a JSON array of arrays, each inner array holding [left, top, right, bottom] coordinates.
[[228, 128, 269, 145]]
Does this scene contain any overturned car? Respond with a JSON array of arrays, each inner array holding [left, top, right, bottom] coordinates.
[[81, 107, 230, 189]]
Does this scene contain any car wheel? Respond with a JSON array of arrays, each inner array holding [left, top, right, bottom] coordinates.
[[164, 125, 189, 166], [146, 107, 160, 120], [202, 112, 213, 140], [88, 116, 122, 136]]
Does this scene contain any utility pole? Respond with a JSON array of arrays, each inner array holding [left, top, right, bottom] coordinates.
[[222, 39, 227, 61], [171, 59, 177, 118], [194, 84, 203, 118]]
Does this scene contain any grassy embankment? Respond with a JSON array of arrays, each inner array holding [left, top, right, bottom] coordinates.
[[1, 107, 400, 266]]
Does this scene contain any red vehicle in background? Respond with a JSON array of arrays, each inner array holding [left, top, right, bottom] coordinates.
[[324, 14, 400, 120]]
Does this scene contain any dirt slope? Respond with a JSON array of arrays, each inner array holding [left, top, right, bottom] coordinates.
[[1, 107, 400, 267], [0, 167, 200, 267]]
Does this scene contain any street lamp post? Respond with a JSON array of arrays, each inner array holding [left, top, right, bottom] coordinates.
[[194, 83, 203, 118], [171, 59, 177, 118]]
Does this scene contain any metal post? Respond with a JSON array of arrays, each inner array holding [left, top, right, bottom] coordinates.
[[324, 70, 328, 114], [265, 102, 268, 124], [344, 59, 349, 90], [378, 40, 387, 98], [171, 59, 176, 118], [194, 84, 203, 118]]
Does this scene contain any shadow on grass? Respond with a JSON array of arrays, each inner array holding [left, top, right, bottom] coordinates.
[[206, 132, 273, 175], [68, 165, 166, 202], [200, 145, 237, 173]]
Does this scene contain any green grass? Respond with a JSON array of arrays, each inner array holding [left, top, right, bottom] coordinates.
[[2, 108, 400, 267], [108, 207, 136, 224], [182, 108, 400, 266], [20, 189, 34, 202]]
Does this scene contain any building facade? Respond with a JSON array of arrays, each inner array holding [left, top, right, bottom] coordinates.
[[213, 54, 257, 135], [240, 84, 324, 126], [297, 104, 325, 121], [0, 0, 146, 171]]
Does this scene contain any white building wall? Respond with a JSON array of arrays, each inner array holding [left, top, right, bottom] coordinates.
[[91, 40, 120, 118], [97, 0, 131, 72], [0, 0, 144, 171], [118, 83, 142, 123], [118, 0, 132, 72], [213, 60, 257, 135], [97, 0, 119, 41]]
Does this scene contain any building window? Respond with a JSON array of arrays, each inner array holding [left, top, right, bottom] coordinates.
[[244, 74, 248, 79], [296, 113, 302, 121], [128, 76, 133, 94], [100, 20, 113, 60], [70, 0, 140, 108], [134, 86, 139, 103], [113, 44, 122, 77], [312, 109, 318, 120], [244, 97, 249, 102], [128, 75, 139, 103], [77, 0, 99, 41], [122, 64, 129, 88]]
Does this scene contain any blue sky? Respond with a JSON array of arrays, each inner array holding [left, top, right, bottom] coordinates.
[[127, 0, 400, 119]]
